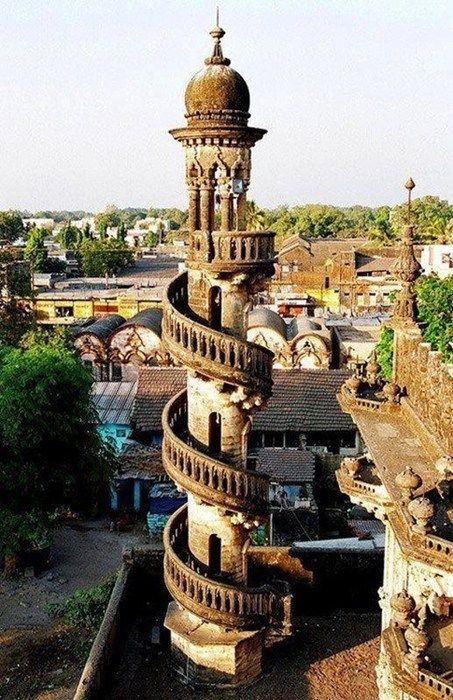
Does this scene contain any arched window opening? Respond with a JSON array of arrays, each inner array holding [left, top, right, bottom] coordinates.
[[208, 412, 222, 454], [209, 286, 222, 330], [209, 534, 221, 576]]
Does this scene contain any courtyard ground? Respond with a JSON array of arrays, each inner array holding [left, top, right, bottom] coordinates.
[[0, 519, 144, 700], [109, 610, 381, 700]]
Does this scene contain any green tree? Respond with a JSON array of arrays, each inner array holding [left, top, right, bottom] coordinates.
[[95, 206, 121, 238], [367, 207, 395, 245], [145, 231, 158, 248], [76, 239, 134, 276], [375, 327, 395, 381], [117, 220, 127, 242], [0, 330, 115, 561], [58, 221, 80, 250], [0, 211, 24, 242], [415, 274, 453, 362], [24, 227, 48, 272], [246, 200, 266, 231], [390, 196, 453, 243]]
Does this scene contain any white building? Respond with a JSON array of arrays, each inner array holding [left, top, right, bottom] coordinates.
[[421, 244, 453, 278]]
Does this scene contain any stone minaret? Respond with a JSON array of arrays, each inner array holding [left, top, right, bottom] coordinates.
[[161, 20, 291, 688]]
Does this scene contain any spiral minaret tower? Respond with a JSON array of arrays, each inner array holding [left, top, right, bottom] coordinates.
[[162, 20, 291, 688]]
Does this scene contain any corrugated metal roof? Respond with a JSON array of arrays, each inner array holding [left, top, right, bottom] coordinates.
[[92, 381, 137, 424]]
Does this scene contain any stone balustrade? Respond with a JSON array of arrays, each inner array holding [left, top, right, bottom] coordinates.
[[188, 230, 275, 270], [382, 626, 453, 699], [336, 467, 392, 518], [164, 505, 286, 630], [162, 389, 269, 514], [164, 272, 273, 394]]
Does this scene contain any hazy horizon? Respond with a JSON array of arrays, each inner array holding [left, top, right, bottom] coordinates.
[[1, 0, 452, 212]]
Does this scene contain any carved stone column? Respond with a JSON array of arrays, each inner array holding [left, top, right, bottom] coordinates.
[[188, 185, 199, 231], [237, 192, 247, 230]]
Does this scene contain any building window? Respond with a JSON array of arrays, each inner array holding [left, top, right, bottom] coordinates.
[[324, 276, 330, 289], [250, 432, 263, 448], [111, 363, 122, 381], [55, 306, 73, 317], [340, 431, 356, 448], [285, 432, 300, 448]]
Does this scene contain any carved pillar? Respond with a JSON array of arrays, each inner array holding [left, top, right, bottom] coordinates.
[[237, 192, 247, 230], [220, 184, 231, 231], [188, 185, 199, 231], [200, 184, 213, 231]]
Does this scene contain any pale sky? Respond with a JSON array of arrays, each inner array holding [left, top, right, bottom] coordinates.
[[1, 0, 451, 212]]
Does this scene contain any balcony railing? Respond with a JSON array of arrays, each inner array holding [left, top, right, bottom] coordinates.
[[188, 230, 275, 270], [163, 506, 289, 630], [162, 390, 269, 514], [163, 272, 273, 394]]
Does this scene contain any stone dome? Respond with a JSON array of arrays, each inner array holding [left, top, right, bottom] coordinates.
[[184, 24, 250, 125], [185, 65, 250, 117]]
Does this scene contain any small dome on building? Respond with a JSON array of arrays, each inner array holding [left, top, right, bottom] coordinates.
[[184, 24, 250, 126], [248, 307, 287, 339]]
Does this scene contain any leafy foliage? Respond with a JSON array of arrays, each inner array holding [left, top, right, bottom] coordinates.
[[375, 327, 395, 381], [0, 210, 24, 241], [47, 572, 117, 631], [0, 509, 51, 556], [58, 221, 81, 250], [25, 228, 67, 273], [76, 238, 134, 276], [415, 275, 453, 361], [391, 196, 453, 243], [0, 331, 115, 555]]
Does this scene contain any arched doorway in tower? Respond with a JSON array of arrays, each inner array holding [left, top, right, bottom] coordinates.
[[208, 412, 222, 454], [209, 286, 222, 330], [208, 534, 221, 575]]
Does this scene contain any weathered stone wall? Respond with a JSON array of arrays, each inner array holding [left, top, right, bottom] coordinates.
[[187, 495, 248, 581], [187, 373, 249, 463], [393, 330, 453, 453]]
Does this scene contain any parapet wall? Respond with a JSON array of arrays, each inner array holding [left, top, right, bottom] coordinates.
[[394, 330, 453, 454]]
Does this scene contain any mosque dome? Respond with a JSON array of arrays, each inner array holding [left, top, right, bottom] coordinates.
[[184, 24, 250, 126]]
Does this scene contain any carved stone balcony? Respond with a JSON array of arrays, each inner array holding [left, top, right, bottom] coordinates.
[[162, 389, 269, 515], [336, 457, 393, 521], [164, 506, 292, 632], [187, 230, 275, 273], [163, 272, 273, 395], [381, 625, 453, 699]]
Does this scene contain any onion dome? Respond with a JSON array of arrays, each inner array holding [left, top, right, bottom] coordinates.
[[185, 23, 250, 127]]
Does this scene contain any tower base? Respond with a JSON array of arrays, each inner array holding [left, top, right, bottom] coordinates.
[[164, 601, 265, 688]]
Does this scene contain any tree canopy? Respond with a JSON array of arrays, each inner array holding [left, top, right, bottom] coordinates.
[[0, 330, 115, 556], [76, 238, 134, 276], [0, 210, 24, 242], [415, 274, 453, 362]]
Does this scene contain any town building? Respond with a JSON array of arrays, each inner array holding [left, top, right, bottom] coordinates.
[[275, 234, 407, 315], [421, 244, 453, 278], [336, 182, 453, 700]]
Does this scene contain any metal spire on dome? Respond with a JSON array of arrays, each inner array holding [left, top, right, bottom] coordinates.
[[205, 7, 230, 66]]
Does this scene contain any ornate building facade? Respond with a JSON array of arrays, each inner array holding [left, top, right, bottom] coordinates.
[[160, 22, 293, 686], [337, 182, 453, 700]]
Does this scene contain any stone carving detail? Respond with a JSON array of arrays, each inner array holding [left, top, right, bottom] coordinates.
[[394, 334, 453, 453]]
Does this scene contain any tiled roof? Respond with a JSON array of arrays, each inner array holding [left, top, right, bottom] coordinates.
[[92, 380, 137, 424], [132, 367, 354, 434], [356, 257, 396, 274], [253, 369, 354, 432], [118, 444, 165, 479], [254, 448, 315, 483], [131, 367, 186, 431]]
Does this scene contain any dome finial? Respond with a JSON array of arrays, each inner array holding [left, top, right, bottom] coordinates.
[[206, 9, 230, 66]]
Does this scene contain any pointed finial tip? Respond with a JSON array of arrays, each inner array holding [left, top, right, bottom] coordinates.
[[405, 177, 416, 191]]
